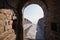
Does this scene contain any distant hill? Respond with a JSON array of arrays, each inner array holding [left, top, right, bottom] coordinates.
[[23, 18, 32, 24]]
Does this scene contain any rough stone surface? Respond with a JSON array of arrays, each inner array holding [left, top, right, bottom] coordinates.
[[0, 9, 16, 40], [44, 0, 60, 40]]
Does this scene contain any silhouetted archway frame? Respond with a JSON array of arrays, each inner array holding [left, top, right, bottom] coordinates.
[[0, 0, 48, 40], [22, 0, 47, 40]]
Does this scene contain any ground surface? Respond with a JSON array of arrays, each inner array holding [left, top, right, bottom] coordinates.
[[23, 23, 44, 40]]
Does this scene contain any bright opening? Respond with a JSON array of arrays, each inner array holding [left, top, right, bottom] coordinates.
[[24, 4, 44, 24], [23, 4, 44, 40]]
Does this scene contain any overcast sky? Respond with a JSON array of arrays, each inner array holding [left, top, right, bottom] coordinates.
[[23, 4, 44, 24]]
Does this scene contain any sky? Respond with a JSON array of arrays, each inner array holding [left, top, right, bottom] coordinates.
[[23, 4, 44, 24]]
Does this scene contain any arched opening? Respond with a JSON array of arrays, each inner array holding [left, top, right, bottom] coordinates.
[[23, 4, 44, 40]]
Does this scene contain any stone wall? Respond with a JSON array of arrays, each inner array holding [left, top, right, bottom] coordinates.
[[44, 0, 60, 40], [0, 9, 16, 40]]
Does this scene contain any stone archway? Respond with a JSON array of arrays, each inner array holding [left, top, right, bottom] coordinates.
[[0, 0, 47, 40], [22, 0, 47, 40]]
